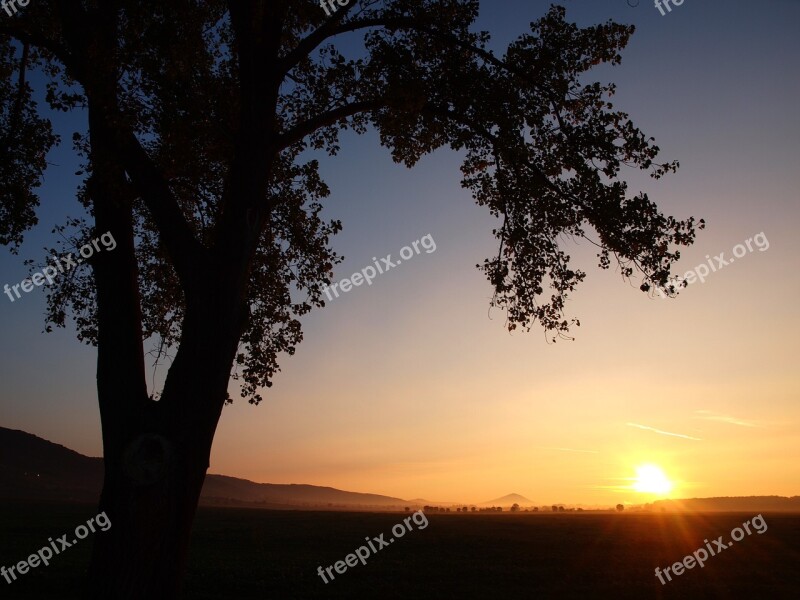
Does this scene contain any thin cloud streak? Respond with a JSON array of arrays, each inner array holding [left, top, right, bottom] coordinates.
[[626, 423, 702, 441], [694, 410, 759, 428]]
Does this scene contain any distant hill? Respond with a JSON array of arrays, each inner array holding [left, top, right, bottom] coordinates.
[[201, 475, 408, 508], [482, 493, 534, 506], [651, 496, 800, 513], [0, 426, 103, 503], [0, 427, 407, 509]]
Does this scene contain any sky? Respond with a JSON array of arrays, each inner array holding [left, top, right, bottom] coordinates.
[[1, 0, 799, 507]]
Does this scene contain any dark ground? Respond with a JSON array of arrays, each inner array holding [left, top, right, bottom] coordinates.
[[1, 501, 798, 599]]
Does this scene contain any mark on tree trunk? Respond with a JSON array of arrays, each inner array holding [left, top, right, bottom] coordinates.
[[123, 434, 172, 486]]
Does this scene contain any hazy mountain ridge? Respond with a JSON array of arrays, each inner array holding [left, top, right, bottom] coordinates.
[[0, 426, 104, 502], [650, 496, 800, 512], [201, 474, 407, 507], [0, 427, 407, 508], [3, 427, 798, 512]]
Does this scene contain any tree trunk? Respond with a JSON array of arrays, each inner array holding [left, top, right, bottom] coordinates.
[[87, 428, 211, 599], [63, 5, 263, 595], [83, 116, 259, 596], [87, 276, 246, 597]]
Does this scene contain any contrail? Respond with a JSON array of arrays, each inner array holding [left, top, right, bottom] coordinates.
[[626, 423, 702, 441], [694, 410, 758, 428]]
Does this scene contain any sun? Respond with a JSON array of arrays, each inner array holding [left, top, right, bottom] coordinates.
[[632, 464, 673, 495]]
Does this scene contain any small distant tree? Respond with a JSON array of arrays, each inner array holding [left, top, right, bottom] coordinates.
[[552, 505, 559, 512], [510, 503, 520, 512], [616, 504, 625, 512], [471, 506, 477, 513], [404, 507, 411, 512]]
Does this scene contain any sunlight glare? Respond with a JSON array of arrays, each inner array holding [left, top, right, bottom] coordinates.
[[632, 464, 673, 495]]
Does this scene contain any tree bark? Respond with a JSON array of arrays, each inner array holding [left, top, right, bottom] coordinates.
[[87, 304, 242, 598], [87, 428, 210, 598]]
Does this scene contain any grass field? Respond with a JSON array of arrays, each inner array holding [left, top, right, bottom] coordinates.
[[1, 501, 799, 599]]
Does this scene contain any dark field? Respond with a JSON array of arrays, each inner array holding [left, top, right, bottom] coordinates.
[[1, 502, 799, 599]]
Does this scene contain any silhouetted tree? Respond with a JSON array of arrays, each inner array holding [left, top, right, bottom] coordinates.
[[0, 1, 701, 596], [616, 504, 625, 512], [511, 503, 520, 512]]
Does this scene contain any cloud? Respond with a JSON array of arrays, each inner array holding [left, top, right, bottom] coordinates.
[[694, 410, 758, 428], [625, 422, 702, 441], [540, 447, 599, 454]]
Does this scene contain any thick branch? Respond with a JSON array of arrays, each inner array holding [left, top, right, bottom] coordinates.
[[6, 41, 29, 137], [278, 14, 539, 91], [112, 129, 209, 288], [0, 24, 71, 61], [214, 1, 280, 269], [50, 0, 207, 289], [277, 1, 360, 76], [276, 99, 386, 151]]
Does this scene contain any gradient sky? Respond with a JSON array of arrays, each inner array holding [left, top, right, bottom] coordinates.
[[1, 0, 798, 506]]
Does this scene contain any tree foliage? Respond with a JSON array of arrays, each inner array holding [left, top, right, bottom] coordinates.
[[0, 1, 702, 403]]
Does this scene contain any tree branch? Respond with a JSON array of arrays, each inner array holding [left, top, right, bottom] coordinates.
[[50, 0, 208, 289], [276, 99, 386, 151], [277, 1, 361, 76], [7, 41, 29, 137], [422, 103, 586, 213], [111, 129, 209, 287], [0, 24, 77, 75], [278, 14, 541, 92], [214, 1, 280, 266]]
